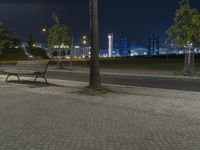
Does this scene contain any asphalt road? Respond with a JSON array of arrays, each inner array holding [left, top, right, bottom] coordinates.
[[46, 70, 200, 92]]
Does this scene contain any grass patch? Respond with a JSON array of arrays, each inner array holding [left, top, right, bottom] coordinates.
[[1, 55, 200, 71]]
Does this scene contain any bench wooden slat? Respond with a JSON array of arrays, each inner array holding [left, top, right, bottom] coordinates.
[[4, 69, 36, 75], [16, 61, 49, 73]]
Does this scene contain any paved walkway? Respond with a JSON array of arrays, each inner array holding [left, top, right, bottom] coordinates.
[[2, 65, 200, 79], [48, 66, 179, 77], [0, 76, 200, 149]]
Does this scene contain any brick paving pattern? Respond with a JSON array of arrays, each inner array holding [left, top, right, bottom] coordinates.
[[0, 81, 200, 150]]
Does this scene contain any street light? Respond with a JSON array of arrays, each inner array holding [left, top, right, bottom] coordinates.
[[69, 37, 74, 71], [83, 40, 87, 45], [41, 27, 52, 58], [32, 44, 36, 48], [81, 35, 90, 65], [42, 28, 47, 33], [81, 35, 88, 57]]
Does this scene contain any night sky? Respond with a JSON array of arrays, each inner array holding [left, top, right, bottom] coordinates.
[[0, 0, 200, 48]]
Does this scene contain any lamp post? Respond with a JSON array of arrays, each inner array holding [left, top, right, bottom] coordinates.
[[82, 35, 89, 65], [69, 37, 74, 71], [41, 28, 51, 57], [82, 35, 88, 57]]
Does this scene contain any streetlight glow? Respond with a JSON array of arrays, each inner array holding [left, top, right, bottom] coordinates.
[[32, 44, 36, 47], [42, 28, 47, 32], [83, 36, 87, 39]]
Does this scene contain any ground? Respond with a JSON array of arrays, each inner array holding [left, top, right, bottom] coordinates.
[[0, 76, 200, 150]]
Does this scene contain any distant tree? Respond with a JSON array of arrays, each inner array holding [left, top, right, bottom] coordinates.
[[89, 0, 101, 89], [0, 22, 20, 65], [1, 48, 27, 61], [180, 0, 189, 6], [27, 34, 35, 50], [0, 22, 14, 54], [48, 12, 71, 68], [29, 47, 48, 59], [52, 12, 60, 25], [167, 0, 200, 75], [11, 38, 21, 48], [52, 51, 58, 57], [25, 34, 48, 58]]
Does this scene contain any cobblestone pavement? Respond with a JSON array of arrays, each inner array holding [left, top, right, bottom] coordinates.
[[0, 79, 200, 150]]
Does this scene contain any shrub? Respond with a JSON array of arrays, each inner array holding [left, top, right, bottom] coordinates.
[[29, 47, 48, 59], [1, 48, 28, 61]]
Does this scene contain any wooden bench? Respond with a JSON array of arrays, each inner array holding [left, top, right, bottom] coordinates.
[[4, 61, 50, 83]]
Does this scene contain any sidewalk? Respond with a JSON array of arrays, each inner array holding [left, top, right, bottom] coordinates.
[[1, 65, 200, 81], [47, 66, 200, 81], [0, 76, 200, 149]]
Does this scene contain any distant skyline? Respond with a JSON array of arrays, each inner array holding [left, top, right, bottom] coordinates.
[[0, 0, 200, 48]]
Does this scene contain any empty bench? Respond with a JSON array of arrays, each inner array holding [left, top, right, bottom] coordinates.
[[4, 61, 50, 83]]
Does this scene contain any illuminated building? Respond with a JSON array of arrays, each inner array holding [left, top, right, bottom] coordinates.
[[117, 37, 130, 57], [108, 33, 114, 57], [148, 34, 160, 56]]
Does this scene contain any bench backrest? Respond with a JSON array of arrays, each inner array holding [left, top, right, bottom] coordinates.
[[16, 61, 49, 73]]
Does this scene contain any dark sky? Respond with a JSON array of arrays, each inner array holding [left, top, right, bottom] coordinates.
[[0, 0, 200, 48]]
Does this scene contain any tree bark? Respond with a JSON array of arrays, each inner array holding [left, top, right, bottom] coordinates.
[[89, 0, 101, 89], [183, 49, 195, 76]]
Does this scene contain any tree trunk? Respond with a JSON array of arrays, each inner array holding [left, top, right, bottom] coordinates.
[[183, 49, 195, 76], [57, 45, 62, 69], [89, 0, 101, 89]]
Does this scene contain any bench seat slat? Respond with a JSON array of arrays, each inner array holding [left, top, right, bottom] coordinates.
[[4, 69, 36, 75]]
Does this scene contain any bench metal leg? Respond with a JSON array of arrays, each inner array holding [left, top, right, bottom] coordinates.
[[6, 74, 20, 82], [34, 74, 47, 84]]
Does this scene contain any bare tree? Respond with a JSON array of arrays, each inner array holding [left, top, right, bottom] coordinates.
[[89, 0, 101, 89]]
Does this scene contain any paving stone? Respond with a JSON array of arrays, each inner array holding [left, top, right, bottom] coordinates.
[[0, 80, 200, 149]]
